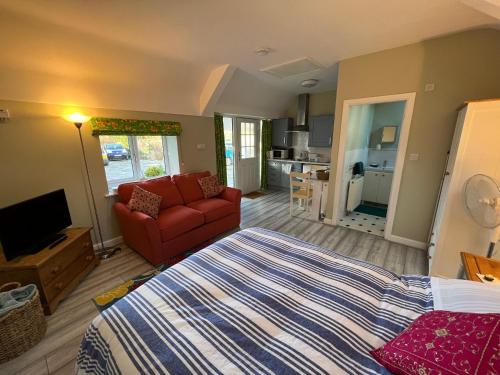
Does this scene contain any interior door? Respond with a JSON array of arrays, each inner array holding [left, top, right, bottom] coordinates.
[[234, 118, 260, 195]]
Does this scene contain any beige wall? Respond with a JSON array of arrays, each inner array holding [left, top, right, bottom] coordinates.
[[286, 90, 337, 118], [325, 28, 500, 244], [0, 100, 216, 251]]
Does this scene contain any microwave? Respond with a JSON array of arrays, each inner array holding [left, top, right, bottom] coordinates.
[[267, 149, 291, 159]]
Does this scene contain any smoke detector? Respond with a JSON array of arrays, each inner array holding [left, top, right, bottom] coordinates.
[[301, 79, 319, 88], [254, 47, 272, 56]]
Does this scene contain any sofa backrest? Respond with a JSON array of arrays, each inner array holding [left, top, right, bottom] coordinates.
[[117, 176, 184, 209], [172, 171, 210, 204]]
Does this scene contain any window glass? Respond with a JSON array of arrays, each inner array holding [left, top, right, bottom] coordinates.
[[99, 135, 180, 192], [223, 117, 234, 187], [136, 136, 166, 178], [240, 122, 255, 159], [100, 135, 133, 183]]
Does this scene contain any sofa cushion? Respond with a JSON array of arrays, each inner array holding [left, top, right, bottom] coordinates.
[[127, 186, 162, 219], [187, 198, 235, 223], [198, 175, 225, 198], [118, 176, 183, 209], [157, 205, 204, 241], [173, 171, 210, 204]]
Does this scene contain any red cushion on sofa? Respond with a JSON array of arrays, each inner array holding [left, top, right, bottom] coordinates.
[[371, 310, 500, 375], [173, 171, 210, 204], [187, 198, 235, 223], [117, 176, 184, 209], [157, 205, 204, 241]]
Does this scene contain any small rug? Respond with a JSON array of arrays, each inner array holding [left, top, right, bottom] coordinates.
[[243, 191, 266, 199], [93, 239, 214, 312], [354, 204, 387, 218]]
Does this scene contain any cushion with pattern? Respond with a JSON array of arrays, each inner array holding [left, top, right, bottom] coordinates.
[[371, 310, 500, 375], [197, 175, 225, 199], [127, 185, 162, 219]]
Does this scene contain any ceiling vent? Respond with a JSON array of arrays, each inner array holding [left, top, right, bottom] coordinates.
[[260, 57, 323, 79]]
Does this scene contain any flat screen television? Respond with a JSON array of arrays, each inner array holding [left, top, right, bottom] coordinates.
[[0, 189, 72, 261]]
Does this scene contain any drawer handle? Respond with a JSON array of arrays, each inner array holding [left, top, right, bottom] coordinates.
[[85, 255, 93, 261], [55, 282, 64, 290], [51, 266, 60, 274]]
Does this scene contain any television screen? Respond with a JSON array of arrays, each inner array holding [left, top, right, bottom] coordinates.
[[0, 189, 72, 261]]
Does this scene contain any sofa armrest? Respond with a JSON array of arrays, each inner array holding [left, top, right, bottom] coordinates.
[[114, 202, 162, 263], [220, 187, 242, 207]]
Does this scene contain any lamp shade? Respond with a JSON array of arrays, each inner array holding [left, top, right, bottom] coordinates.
[[65, 113, 91, 124]]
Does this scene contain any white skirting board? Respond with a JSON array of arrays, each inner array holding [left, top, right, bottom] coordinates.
[[93, 236, 123, 251], [387, 234, 427, 250]]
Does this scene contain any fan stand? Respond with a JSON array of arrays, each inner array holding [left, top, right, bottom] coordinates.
[[487, 225, 500, 258]]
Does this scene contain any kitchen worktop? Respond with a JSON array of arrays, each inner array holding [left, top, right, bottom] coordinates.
[[365, 166, 394, 172], [268, 158, 331, 166]]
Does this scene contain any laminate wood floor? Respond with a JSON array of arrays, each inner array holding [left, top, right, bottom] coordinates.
[[0, 189, 427, 374]]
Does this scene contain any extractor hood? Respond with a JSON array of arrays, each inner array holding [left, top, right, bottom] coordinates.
[[288, 93, 309, 132]]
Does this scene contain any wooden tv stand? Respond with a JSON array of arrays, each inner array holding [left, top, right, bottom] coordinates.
[[0, 227, 99, 314]]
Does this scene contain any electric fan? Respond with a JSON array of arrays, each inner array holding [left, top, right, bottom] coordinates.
[[464, 174, 500, 258]]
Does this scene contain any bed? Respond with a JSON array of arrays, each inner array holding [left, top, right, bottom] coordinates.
[[77, 228, 450, 374]]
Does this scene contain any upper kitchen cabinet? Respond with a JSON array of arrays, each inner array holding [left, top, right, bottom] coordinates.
[[308, 115, 334, 147], [272, 118, 293, 148]]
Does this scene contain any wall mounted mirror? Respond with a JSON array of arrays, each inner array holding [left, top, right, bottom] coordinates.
[[381, 126, 397, 143]]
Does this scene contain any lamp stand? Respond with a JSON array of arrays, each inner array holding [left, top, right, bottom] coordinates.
[[75, 122, 119, 259]]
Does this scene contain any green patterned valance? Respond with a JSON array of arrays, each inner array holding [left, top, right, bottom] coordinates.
[[90, 117, 182, 136]]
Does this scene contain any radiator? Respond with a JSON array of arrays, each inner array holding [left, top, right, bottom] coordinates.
[[346, 176, 364, 212]]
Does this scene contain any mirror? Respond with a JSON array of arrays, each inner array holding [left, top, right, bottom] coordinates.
[[381, 126, 397, 143]]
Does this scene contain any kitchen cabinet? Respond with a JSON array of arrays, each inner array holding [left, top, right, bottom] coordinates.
[[267, 161, 302, 188], [362, 170, 393, 205], [308, 115, 334, 147], [272, 118, 293, 148]]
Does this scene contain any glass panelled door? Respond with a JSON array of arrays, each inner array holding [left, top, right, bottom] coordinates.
[[234, 118, 260, 194]]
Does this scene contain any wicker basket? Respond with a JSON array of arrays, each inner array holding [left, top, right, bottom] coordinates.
[[0, 282, 47, 363], [316, 169, 330, 180]]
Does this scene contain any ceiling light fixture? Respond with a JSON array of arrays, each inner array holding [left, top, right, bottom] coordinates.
[[254, 47, 272, 56], [301, 79, 319, 88]]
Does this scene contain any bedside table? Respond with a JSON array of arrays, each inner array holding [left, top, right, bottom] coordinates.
[[461, 252, 500, 282]]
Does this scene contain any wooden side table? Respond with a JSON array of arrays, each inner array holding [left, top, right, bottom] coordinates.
[[0, 227, 99, 314], [461, 252, 500, 282]]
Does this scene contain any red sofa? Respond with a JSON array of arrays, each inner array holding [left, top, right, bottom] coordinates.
[[114, 171, 241, 264]]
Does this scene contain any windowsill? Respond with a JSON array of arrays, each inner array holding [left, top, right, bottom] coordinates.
[[105, 191, 118, 198]]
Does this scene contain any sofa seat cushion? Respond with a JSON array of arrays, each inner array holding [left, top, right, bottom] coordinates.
[[157, 205, 204, 242], [173, 172, 210, 204], [187, 198, 235, 223]]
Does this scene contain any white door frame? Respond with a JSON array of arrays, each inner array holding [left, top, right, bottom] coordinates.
[[331, 92, 416, 242]]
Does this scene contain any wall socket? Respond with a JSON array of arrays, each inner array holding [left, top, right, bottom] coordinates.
[[409, 153, 419, 161], [424, 83, 435, 92], [196, 143, 206, 150]]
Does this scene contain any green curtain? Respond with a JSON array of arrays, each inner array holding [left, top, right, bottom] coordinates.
[[214, 113, 227, 185], [260, 119, 272, 189], [90, 117, 182, 136]]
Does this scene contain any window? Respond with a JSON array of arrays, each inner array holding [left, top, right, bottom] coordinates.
[[99, 135, 180, 191], [240, 121, 256, 159]]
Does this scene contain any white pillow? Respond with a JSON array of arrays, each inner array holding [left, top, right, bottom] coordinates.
[[431, 277, 500, 313]]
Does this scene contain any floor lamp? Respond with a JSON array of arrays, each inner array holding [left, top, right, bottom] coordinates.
[[65, 113, 119, 259]]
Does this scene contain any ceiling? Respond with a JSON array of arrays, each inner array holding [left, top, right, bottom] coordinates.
[[0, 0, 497, 116]]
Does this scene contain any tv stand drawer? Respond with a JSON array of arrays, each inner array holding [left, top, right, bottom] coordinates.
[[39, 231, 92, 286], [0, 227, 98, 315]]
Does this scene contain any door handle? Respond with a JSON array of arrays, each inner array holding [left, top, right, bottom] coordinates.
[[329, 136, 332, 146], [283, 136, 286, 145]]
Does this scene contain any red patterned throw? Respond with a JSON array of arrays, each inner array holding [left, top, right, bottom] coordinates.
[[127, 185, 162, 219], [197, 175, 225, 199], [371, 310, 500, 375]]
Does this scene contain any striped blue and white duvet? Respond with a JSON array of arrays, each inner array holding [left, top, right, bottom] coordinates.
[[77, 228, 433, 374]]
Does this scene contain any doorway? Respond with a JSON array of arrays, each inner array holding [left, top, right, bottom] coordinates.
[[332, 93, 416, 240], [223, 116, 261, 195]]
